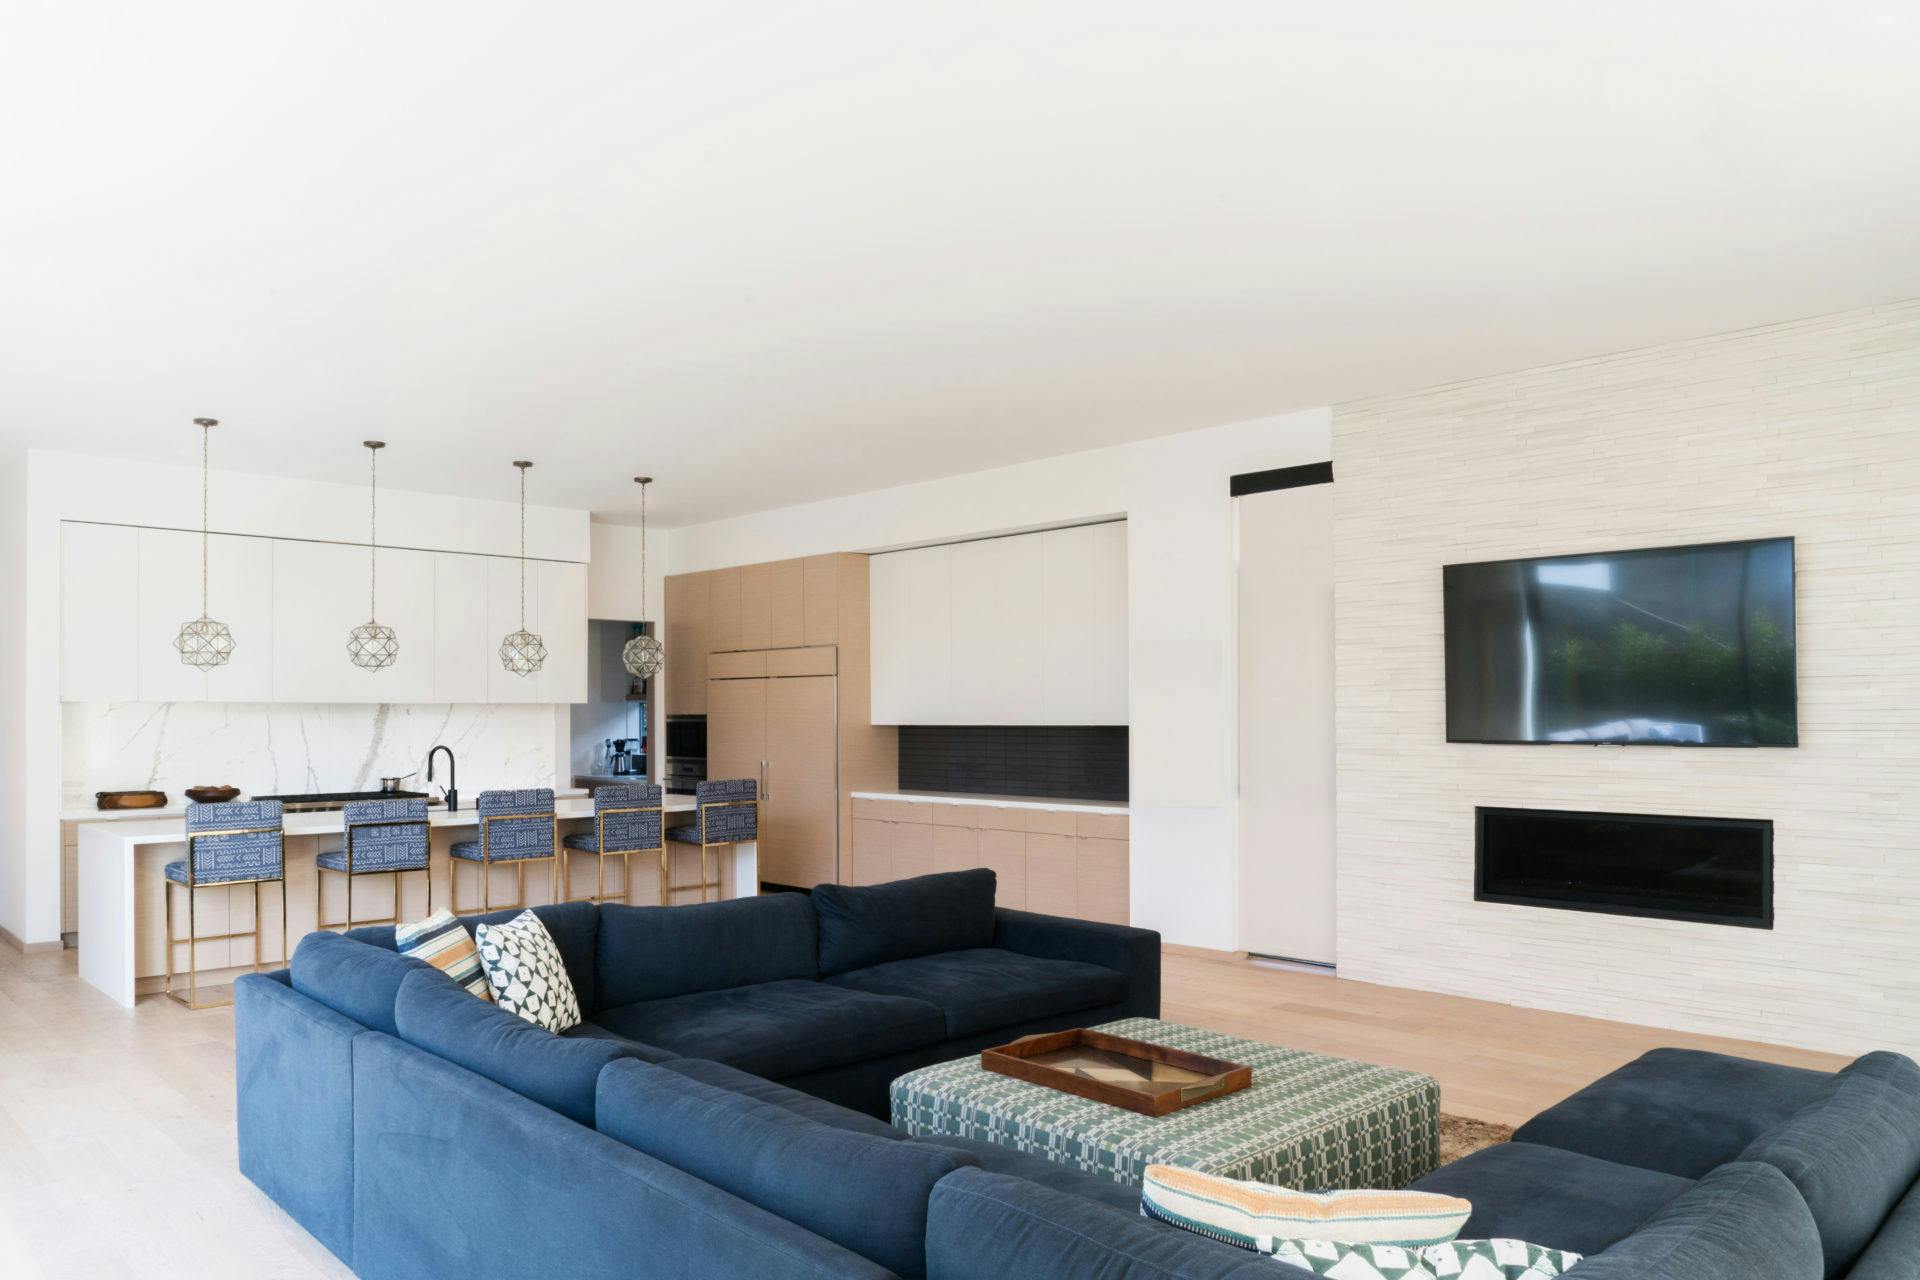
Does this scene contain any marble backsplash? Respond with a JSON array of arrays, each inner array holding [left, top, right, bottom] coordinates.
[[62, 702, 564, 809]]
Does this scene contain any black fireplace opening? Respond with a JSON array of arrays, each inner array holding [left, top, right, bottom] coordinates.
[[1476, 806, 1772, 929]]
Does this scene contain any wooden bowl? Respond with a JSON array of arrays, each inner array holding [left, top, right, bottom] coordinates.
[[96, 790, 168, 811], [185, 786, 241, 804]]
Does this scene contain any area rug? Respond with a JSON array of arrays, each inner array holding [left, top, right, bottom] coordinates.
[[1438, 1114, 1513, 1165]]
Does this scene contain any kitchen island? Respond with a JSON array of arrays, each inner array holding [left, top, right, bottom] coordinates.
[[77, 793, 757, 1008]]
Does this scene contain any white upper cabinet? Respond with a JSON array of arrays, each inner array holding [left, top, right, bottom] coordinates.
[[535, 559, 589, 704], [135, 527, 209, 703], [486, 554, 543, 704], [61, 523, 139, 703], [432, 552, 490, 704], [869, 522, 1127, 726], [60, 520, 588, 706], [207, 533, 276, 701]]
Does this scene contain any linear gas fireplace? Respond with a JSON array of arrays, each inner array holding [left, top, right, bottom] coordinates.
[[1476, 806, 1772, 929]]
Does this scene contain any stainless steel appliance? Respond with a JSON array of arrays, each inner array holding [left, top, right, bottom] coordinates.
[[609, 738, 640, 776], [664, 714, 706, 795]]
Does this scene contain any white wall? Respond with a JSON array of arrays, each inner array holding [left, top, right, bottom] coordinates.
[[0, 456, 29, 946], [588, 521, 671, 621], [669, 408, 1333, 950], [1333, 299, 1920, 1057], [2, 448, 594, 947]]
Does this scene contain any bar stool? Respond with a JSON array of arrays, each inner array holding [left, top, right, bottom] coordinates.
[[662, 778, 756, 904], [164, 800, 287, 1011], [561, 782, 663, 905], [315, 796, 431, 931], [448, 788, 558, 914]]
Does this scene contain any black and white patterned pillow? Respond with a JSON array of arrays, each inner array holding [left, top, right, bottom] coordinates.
[[473, 910, 581, 1033]]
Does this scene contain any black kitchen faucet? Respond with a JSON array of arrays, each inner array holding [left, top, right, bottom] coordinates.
[[427, 745, 458, 812]]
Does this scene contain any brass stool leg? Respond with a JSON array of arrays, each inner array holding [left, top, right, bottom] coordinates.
[[187, 882, 198, 1010], [163, 879, 174, 999]]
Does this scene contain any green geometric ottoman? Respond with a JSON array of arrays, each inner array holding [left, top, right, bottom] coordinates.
[[891, 1017, 1440, 1189]]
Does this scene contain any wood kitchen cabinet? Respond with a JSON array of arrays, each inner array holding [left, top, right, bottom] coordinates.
[[663, 571, 708, 714], [681, 552, 896, 890], [849, 798, 1129, 925]]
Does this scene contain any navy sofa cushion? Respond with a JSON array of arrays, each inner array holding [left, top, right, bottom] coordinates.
[[1737, 1050, 1920, 1278], [1567, 1162, 1824, 1279], [992, 907, 1161, 1019], [663, 1054, 1142, 1217], [1513, 1047, 1832, 1179], [659, 1057, 904, 1139], [1849, 1174, 1920, 1280], [391, 968, 662, 1127], [1409, 1140, 1693, 1256], [826, 947, 1128, 1037], [812, 869, 998, 976], [289, 929, 432, 1037], [925, 1167, 1271, 1280], [591, 978, 946, 1078], [351, 1033, 898, 1280], [597, 1059, 975, 1278], [594, 894, 817, 1010], [333, 900, 603, 1014]]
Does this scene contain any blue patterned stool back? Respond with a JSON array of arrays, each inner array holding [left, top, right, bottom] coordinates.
[[695, 777, 757, 843], [594, 782, 663, 852], [182, 800, 285, 883], [478, 788, 557, 859], [341, 796, 430, 871]]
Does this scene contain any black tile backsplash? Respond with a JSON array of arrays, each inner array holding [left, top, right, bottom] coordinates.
[[898, 726, 1128, 802]]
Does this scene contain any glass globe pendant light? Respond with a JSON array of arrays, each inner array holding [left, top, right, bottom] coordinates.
[[499, 460, 547, 676], [347, 440, 399, 671], [173, 417, 236, 670], [621, 476, 664, 681]]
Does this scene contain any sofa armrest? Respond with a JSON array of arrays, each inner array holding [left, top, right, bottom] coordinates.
[[990, 908, 1160, 1018], [235, 971, 366, 1264]]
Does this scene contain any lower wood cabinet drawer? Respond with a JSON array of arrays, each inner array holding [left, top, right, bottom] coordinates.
[[1024, 833, 1078, 917], [1075, 837, 1129, 925], [977, 828, 1026, 909], [931, 824, 978, 874]]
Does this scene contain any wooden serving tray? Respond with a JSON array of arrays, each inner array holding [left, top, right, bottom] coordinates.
[[981, 1028, 1252, 1117], [96, 790, 168, 811]]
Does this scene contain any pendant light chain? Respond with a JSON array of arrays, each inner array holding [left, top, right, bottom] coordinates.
[[368, 442, 377, 617], [200, 420, 210, 615], [519, 462, 528, 626], [346, 440, 399, 671], [621, 475, 665, 681], [641, 477, 649, 617]]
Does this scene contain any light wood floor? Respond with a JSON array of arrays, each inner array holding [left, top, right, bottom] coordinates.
[[0, 942, 1851, 1277], [1162, 949, 1849, 1127]]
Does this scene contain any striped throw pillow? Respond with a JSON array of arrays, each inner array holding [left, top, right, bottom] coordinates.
[[395, 909, 493, 1002], [1140, 1165, 1471, 1251]]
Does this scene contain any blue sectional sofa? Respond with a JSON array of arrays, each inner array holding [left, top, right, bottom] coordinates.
[[236, 869, 1920, 1279]]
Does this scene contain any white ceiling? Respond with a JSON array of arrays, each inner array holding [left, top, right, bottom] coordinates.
[[4, 2, 1917, 526]]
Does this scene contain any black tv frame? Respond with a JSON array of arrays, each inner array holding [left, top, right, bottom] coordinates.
[[1442, 535, 1798, 748]]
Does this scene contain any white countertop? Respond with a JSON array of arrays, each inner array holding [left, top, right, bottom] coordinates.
[[63, 788, 590, 824], [75, 792, 679, 847], [852, 790, 1128, 816]]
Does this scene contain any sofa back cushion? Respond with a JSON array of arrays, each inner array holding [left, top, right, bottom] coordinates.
[[329, 901, 603, 1012], [1563, 1162, 1823, 1279], [813, 869, 997, 976], [594, 893, 816, 1009], [289, 929, 432, 1036], [596, 1058, 975, 1278], [1737, 1051, 1920, 1277], [391, 968, 658, 1127], [925, 1167, 1271, 1279]]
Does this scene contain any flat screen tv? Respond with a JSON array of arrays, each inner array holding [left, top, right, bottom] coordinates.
[[1444, 537, 1796, 747]]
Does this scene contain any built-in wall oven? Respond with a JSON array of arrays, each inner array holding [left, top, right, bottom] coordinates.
[[664, 715, 707, 795]]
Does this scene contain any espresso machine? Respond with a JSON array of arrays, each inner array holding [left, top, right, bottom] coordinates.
[[606, 739, 640, 776]]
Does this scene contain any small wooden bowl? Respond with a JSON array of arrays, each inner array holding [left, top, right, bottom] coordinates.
[[96, 790, 168, 811], [185, 786, 241, 804]]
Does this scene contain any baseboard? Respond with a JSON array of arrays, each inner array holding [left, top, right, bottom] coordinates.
[[1161, 942, 1249, 962], [0, 923, 64, 955]]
